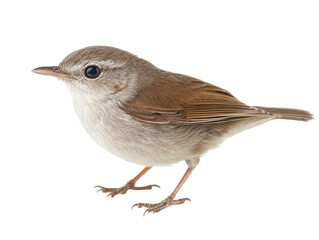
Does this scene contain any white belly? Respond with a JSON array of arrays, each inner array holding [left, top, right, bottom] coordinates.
[[71, 93, 273, 167], [71, 95, 205, 166]]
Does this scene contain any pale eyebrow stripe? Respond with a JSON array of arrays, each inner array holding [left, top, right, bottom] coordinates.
[[97, 60, 126, 69]]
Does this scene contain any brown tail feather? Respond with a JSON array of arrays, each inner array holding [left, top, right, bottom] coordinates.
[[254, 106, 313, 122]]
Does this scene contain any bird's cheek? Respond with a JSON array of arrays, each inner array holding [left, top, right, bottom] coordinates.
[[104, 79, 128, 94], [111, 82, 127, 93]]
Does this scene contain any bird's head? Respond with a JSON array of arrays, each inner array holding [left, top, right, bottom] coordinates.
[[32, 46, 147, 101]]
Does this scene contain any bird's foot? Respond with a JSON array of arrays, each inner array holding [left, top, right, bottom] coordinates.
[[132, 196, 191, 215], [94, 181, 160, 197]]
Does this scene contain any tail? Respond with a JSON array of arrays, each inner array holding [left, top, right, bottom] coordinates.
[[254, 106, 313, 122]]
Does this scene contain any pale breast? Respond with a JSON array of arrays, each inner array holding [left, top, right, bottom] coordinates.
[[70, 92, 273, 166], [70, 93, 213, 166], [73, 93, 190, 166]]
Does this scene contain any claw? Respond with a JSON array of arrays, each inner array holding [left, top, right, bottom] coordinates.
[[132, 197, 191, 214], [94, 185, 104, 193], [143, 210, 148, 216], [94, 182, 160, 198], [131, 203, 138, 210]]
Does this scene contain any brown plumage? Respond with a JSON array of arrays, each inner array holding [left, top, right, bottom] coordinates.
[[32, 46, 313, 214], [123, 70, 312, 124]]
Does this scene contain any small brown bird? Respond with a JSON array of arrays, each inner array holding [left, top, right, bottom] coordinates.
[[32, 46, 312, 214]]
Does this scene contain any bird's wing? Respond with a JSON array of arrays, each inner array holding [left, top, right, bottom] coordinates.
[[123, 72, 270, 124]]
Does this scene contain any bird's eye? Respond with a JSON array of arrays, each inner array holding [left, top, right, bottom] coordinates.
[[85, 65, 101, 79]]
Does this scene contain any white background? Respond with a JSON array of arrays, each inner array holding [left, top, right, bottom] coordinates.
[[0, 1, 318, 239]]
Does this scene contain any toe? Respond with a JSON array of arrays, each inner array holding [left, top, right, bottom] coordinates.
[[132, 197, 191, 215]]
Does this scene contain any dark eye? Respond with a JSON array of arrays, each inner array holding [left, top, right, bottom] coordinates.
[[85, 65, 100, 79]]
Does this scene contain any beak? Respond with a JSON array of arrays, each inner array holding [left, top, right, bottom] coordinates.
[[32, 66, 75, 80]]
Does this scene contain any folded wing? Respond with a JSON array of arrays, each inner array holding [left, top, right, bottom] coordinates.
[[123, 72, 273, 124]]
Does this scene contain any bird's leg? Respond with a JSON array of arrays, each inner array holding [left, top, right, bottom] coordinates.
[[132, 159, 199, 215], [95, 167, 159, 197]]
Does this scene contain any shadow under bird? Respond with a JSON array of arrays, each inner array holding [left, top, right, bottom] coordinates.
[[32, 46, 313, 214]]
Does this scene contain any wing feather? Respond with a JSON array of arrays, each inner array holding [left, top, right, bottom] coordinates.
[[123, 72, 271, 124]]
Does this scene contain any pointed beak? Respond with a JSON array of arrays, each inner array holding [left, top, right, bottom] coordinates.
[[32, 66, 75, 80]]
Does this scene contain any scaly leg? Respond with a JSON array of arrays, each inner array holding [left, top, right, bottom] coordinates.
[[132, 159, 199, 215], [95, 167, 160, 197]]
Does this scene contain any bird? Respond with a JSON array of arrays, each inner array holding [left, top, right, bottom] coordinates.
[[32, 46, 313, 214]]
